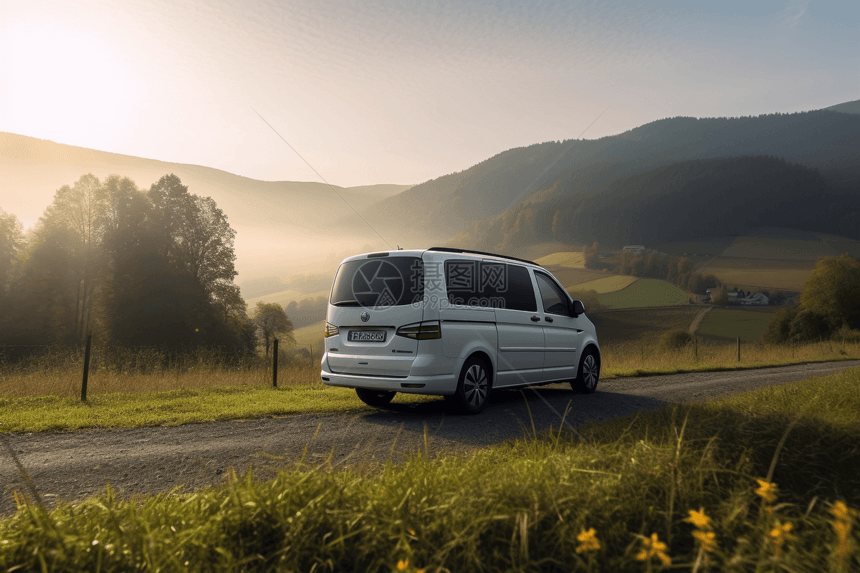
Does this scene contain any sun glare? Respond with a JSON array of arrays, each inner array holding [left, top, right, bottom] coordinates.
[[3, 15, 138, 146]]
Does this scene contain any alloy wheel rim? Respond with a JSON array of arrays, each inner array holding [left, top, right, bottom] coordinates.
[[583, 355, 598, 389], [463, 364, 488, 407]]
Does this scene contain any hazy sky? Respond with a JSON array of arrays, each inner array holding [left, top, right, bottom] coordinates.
[[1, 0, 858, 187]]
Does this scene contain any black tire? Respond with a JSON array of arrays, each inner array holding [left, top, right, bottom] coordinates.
[[570, 349, 600, 394], [452, 356, 492, 414], [355, 388, 396, 408]]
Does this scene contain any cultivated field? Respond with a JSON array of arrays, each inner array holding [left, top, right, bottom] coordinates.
[[720, 236, 838, 260], [569, 275, 638, 294], [597, 278, 688, 308], [534, 251, 585, 268], [702, 257, 812, 291], [589, 307, 702, 343], [547, 266, 620, 290], [694, 307, 778, 342]]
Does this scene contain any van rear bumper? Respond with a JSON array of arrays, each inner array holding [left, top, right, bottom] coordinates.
[[320, 367, 458, 395]]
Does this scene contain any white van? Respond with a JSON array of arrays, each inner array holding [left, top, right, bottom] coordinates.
[[320, 247, 601, 414]]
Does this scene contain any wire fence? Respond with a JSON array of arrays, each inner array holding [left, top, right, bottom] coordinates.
[[0, 337, 321, 400]]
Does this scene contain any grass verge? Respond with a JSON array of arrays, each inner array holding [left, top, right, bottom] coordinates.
[[2, 368, 859, 571], [1, 340, 859, 433]]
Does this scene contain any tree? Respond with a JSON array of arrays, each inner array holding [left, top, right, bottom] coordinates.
[[39, 174, 109, 339], [254, 302, 294, 356], [0, 209, 23, 292], [799, 254, 860, 331], [711, 284, 728, 306], [148, 175, 237, 295], [582, 241, 600, 269]]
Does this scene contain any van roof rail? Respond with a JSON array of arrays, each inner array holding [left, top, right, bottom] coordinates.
[[426, 247, 540, 267]]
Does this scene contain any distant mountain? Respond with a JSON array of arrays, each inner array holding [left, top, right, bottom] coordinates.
[[824, 98, 860, 116], [0, 132, 412, 280], [364, 105, 860, 247]]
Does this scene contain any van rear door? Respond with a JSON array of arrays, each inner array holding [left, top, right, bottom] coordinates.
[[325, 255, 424, 377]]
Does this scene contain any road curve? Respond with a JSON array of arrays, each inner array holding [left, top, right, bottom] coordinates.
[[3, 360, 859, 517]]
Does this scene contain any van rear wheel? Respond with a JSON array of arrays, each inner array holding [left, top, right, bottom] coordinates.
[[355, 388, 396, 408], [453, 356, 492, 414]]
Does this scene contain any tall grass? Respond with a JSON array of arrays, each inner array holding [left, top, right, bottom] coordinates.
[[2, 368, 859, 571], [2, 337, 859, 400], [0, 346, 320, 398], [601, 337, 860, 378]]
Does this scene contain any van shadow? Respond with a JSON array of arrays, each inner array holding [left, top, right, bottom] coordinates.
[[355, 384, 669, 450]]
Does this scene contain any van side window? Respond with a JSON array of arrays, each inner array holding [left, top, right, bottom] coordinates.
[[444, 261, 536, 312], [502, 264, 537, 312], [535, 272, 569, 315]]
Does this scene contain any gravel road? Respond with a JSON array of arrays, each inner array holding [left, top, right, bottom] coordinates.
[[3, 360, 859, 517]]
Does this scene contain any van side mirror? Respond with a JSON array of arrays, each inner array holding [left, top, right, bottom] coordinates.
[[571, 299, 585, 317]]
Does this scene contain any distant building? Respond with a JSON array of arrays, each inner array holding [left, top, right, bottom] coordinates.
[[738, 292, 770, 306], [622, 245, 645, 254]]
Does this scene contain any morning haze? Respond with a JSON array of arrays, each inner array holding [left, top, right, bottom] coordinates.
[[3, 2, 860, 569]]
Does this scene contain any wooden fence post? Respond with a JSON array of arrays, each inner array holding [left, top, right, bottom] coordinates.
[[694, 337, 698, 362], [272, 338, 279, 388], [81, 334, 92, 401], [737, 337, 740, 363]]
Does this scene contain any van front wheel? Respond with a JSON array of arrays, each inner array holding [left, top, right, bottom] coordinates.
[[570, 350, 599, 394], [355, 388, 396, 408], [453, 357, 492, 414]]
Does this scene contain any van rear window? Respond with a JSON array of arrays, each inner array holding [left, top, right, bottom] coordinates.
[[444, 261, 537, 312], [330, 257, 424, 308]]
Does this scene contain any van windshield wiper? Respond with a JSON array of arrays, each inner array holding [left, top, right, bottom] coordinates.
[[332, 299, 362, 307]]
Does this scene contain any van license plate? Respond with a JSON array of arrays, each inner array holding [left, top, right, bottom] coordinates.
[[349, 330, 386, 342]]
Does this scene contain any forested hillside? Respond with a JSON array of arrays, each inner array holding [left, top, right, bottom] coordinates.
[[365, 105, 860, 246], [471, 156, 860, 250]]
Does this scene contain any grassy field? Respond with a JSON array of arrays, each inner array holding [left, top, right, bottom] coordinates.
[[720, 235, 838, 260], [704, 257, 813, 291], [246, 289, 329, 316], [293, 320, 325, 348], [694, 308, 778, 342], [590, 307, 702, 343], [569, 275, 638, 294], [3, 369, 859, 571], [544, 266, 615, 290], [597, 278, 689, 309], [2, 339, 859, 433], [534, 251, 585, 268]]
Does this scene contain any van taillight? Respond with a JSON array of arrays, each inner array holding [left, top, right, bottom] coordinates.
[[396, 320, 441, 340], [324, 322, 340, 338]]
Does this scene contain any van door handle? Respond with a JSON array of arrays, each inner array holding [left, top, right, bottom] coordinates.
[[530, 316, 540, 322], [544, 316, 553, 323]]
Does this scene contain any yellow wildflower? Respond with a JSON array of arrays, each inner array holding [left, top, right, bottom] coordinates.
[[397, 559, 409, 571], [830, 502, 856, 561], [576, 528, 601, 553], [755, 479, 778, 503], [830, 501, 858, 522], [692, 530, 717, 553], [768, 522, 794, 559], [636, 533, 672, 566], [684, 508, 712, 530]]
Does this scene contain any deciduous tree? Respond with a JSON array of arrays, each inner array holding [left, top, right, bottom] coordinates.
[[254, 302, 294, 356]]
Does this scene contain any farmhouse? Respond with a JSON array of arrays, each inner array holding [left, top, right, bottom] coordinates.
[[705, 289, 770, 306], [738, 292, 770, 306]]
